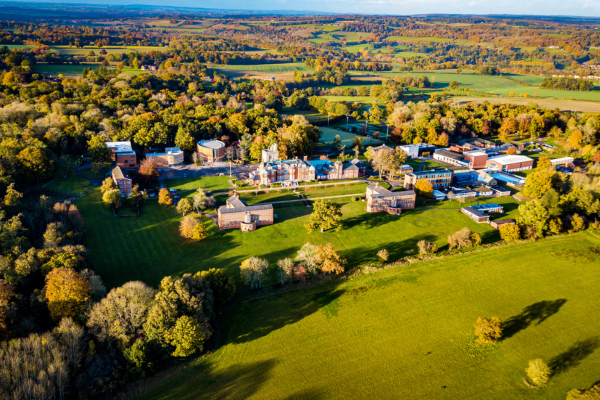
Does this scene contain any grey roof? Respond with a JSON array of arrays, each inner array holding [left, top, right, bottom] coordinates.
[[368, 183, 416, 198], [372, 144, 393, 152], [112, 166, 130, 180], [218, 204, 273, 215], [350, 158, 363, 165], [463, 207, 488, 218], [226, 195, 247, 208], [435, 149, 463, 161]]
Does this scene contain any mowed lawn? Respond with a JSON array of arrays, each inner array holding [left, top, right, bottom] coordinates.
[[77, 188, 511, 289], [139, 232, 600, 400]]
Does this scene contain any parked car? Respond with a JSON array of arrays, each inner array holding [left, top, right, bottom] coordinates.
[[169, 189, 177, 193], [183, 173, 188, 177]]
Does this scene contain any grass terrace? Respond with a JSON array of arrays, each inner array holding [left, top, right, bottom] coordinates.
[[138, 231, 600, 400], [77, 186, 509, 289]]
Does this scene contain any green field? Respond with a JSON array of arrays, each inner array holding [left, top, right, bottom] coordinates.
[[77, 187, 518, 289], [165, 175, 232, 192], [210, 63, 309, 74], [281, 107, 327, 122], [378, 71, 600, 102], [33, 64, 144, 76], [139, 231, 600, 400], [319, 127, 383, 146], [48, 45, 165, 55]]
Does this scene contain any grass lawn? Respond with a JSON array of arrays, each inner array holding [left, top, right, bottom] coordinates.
[[165, 176, 232, 192], [33, 64, 103, 76], [209, 63, 309, 74], [138, 231, 600, 400], [45, 173, 93, 194], [77, 187, 509, 289], [319, 127, 383, 147], [280, 107, 327, 122]]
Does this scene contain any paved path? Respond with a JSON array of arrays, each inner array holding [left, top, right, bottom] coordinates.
[[417, 159, 426, 172]]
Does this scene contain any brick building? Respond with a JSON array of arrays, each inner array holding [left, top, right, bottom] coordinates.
[[404, 169, 453, 190], [111, 166, 133, 197], [106, 141, 137, 168], [433, 149, 469, 168], [217, 194, 274, 231], [486, 155, 533, 172], [145, 147, 184, 167], [311, 159, 366, 180], [197, 139, 226, 163], [463, 150, 489, 169], [365, 183, 416, 214]]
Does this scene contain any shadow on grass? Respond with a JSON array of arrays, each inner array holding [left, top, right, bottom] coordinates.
[[186, 359, 278, 400], [549, 337, 599, 377], [229, 283, 346, 345], [502, 299, 567, 340]]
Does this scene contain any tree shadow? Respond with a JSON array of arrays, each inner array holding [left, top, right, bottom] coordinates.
[[549, 337, 600, 377], [281, 388, 324, 400], [502, 299, 567, 340], [173, 359, 278, 400]]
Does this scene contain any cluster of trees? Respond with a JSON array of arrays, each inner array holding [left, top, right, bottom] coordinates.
[[540, 77, 595, 91], [240, 241, 347, 289], [510, 159, 600, 239], [385, 100, 600, 148]]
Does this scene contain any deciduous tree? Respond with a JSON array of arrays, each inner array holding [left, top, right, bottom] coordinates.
[[315, 243, 346, 274], [526, 359, 551, 387], [305, 199, 343, 233], [414, 179, 433, 198], [276, 258, 294, 285], [499, 224, 521, 242], [474, 317, 503, 344], [45, 268, 90, 321], [138, 157, 160, 184], [158, 188, 172, 207], [239, 257, 268, 289]]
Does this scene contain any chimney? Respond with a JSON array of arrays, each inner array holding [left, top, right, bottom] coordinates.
[[375, 182, 379, 187], [303, 156, 308, 161]]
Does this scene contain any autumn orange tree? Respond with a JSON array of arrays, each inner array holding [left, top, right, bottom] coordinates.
[[315, 243, 347, 274], [158, 188, 172, 207], [414, 179, 433, 198], [45, 268, 90, 321]]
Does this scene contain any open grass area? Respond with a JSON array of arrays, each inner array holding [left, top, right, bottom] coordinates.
[[319, 127, 383, 146], [77, 188, 513, 289], [45, 173, 92, 194], [48, 45, 165, 55], [281, 107, 327, 122], [33, 64, 103, 76], [377, 71, 600, 102], [138, 231, 600, 400], [210, 63, 309, 74], [165, 175, 232, 192]]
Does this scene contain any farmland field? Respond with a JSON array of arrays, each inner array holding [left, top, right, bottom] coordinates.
[[138, 231, 600, 400], [377, 71, 600, 102], [48, 45, 166, 55], [76, 185, 517, 289], [209, 63, 309, 74]]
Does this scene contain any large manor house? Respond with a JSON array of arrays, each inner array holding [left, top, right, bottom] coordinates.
[[247, 144, 366, 186]]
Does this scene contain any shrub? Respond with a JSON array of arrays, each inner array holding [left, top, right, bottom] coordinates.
[[447, 228, 481, 249], [499, 224, 520, 242], [474, 317, 503, 344], [567, 385, 600, 400], [377, 248, 389, 263], [417, 240, 438, 255], [351, 196, 358, 202], [526, 359, 551, 387]]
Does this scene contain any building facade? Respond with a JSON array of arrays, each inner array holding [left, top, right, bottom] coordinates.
[[404, 169, 453, 190], [398, 143, 436, 158], [433, 149, 469, 168], [106, 141, 138, 168], [111, 166, 133, 197], [463, 150, 489, 169], [365, 183, 416, 214], [486, 155, 534, 172], [145, 147, 184, 167], [261, 143, 279, 163], [217, 194, 274, 230], [197, 139, 226, 163]]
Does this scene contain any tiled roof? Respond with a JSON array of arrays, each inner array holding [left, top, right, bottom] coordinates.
[[218, 204, 273, 214], [112, 166, 130, 180]]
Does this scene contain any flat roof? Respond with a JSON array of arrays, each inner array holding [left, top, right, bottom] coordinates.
[[488, 155, 533, 165], [198, 139, 225, 150], [106, 141, 133, 153], [434, 149, 463, 160], [463, 207, 488, 218]]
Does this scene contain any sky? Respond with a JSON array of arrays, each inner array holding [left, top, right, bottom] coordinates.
[[17, 0, 600, 17]]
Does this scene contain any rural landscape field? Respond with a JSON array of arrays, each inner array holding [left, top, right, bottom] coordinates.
[[1, 2, 600, 400]]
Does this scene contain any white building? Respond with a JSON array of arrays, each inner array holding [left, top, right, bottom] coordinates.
[[397, 143, 436, 158], [550, 157, 574, 167], [261, 143, 279, 163]]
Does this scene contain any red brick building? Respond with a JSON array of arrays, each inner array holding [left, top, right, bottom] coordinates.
[[111, 166, 133, 197], [486, 155, 534, 172], [217, 194, 274, 231], [106, 141, 138, 168], [463, 150, 489, 169]]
